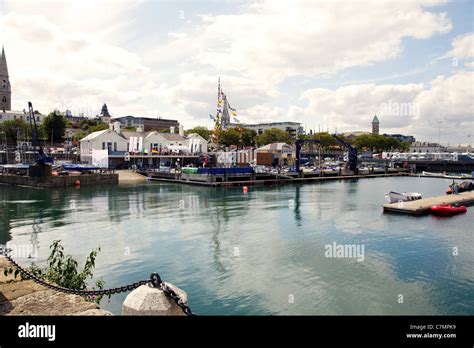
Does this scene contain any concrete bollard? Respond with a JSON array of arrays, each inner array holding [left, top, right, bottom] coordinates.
[[122, 282, 188, 316]]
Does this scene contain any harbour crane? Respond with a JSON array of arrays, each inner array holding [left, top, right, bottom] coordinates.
[[28, 101, 53, 165], [294, 138, 321, 173], [331, 134, 358, 172]]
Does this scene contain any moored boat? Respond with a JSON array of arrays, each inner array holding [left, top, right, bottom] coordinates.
[[446, 180, 474, 194], [385, 191, 422, 203], [422, 171, 445, 177], [430, 204, 467, 216]]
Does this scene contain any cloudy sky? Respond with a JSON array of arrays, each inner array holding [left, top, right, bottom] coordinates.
[[1, 0, 473, 144]]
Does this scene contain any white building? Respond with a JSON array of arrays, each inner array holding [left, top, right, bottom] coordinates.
[[0, 110, 46, 124], [229, 121, 303, 138], [187, 133, 208, 154], [79, 124, 208, 166], [144, 131, 189, 153], [409, 141, 445, 153], [79, 122, 128, 162]]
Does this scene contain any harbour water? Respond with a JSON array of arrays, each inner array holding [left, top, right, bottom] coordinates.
[[1, 176, 473, 315]]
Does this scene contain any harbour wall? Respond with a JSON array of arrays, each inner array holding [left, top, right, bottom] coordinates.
[[0, 173, 118, 188]]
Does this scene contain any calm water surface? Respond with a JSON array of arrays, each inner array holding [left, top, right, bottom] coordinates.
[[1, 177, 473, 315]]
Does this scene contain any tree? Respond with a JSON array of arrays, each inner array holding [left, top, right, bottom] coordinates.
[[4, 240, 105, 304], [240, 128, 257, 147], [256, 128, 293, 146], [219, 127, 242, 147], [304, 132, 339, 148], [352, 134, 405, 152], [89, 123, 109, 133], [0, 119, 30, 144], [185, 126, 212, 141], [41, 111, 66, 143]]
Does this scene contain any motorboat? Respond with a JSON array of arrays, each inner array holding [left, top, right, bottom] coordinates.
[[430, 204, 467, 216], [446, 181, 474, 194], [422, 171, 445, 177], [385, 191, 422, 203], [422, 171, 474, 180]]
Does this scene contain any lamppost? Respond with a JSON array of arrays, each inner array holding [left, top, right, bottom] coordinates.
[[437, 120, 443, 151]]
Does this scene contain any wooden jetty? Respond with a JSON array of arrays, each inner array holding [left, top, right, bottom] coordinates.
[[146, 172, 410, 187], [383, 191, 474, 215]]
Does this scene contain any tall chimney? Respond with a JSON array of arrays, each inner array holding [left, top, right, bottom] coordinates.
[[113, 121, 121, 133], [170, 126, 175, 134]]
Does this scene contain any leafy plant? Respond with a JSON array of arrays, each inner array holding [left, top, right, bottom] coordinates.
[[4, 240, 105, 304]]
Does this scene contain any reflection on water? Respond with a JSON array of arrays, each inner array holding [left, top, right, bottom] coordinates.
[[1, 176, 473, 315]]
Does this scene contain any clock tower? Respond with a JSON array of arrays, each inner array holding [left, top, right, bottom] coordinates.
[[0, 46, 12, 111]]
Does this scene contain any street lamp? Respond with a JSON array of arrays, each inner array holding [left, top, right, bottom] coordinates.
[[437, 120, 442, 151]]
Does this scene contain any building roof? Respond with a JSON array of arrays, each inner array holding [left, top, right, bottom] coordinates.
[[157, 133, 186, 141], [80, 129, 127, 142], [372, 115, 379, 123], [342, 131, 371, 138], [187, 133, 208, 141], [257, 142, 292, 152], [0, 46, 8, 77], [113, 115, 178, 122], [1, 110, 27, 116], [80, 128, 191, 143], [80, 129, 109, 141], [232, 121, 302, 127], [121, 131, 147, 139]]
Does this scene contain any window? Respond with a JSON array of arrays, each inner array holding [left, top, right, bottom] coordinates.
[[13, 115, 16, 119], [37, 116, 40, 121], [1, 96, 6, 103], [114, 142, 117, 151], [102, 142, 106, 150]]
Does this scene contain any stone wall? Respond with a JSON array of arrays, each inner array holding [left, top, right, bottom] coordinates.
[[0, 173, 118, 188], [0, 257, 112, 316]]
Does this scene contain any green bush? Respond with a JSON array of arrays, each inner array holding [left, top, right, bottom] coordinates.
[[4, 240, 105, 304]]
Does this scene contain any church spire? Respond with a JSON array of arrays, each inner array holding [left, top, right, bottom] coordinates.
[[1, 45, 12, 111], [0, 46, 9, 77]]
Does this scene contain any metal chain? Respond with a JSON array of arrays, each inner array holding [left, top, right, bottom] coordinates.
[[150, 272, 196, 316], [1, 248, 195, 315], [2, 251, 150, 296]]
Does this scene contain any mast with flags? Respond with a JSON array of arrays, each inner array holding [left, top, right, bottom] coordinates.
[[211, 77, 240, 144]]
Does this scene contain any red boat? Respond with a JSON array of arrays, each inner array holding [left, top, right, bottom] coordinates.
[[430, 204, 467, 216]]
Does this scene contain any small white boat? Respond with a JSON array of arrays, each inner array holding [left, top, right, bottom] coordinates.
[[422, 171, 445, 177], [385, 191, 422, 203], [422, 171, 474, 180]]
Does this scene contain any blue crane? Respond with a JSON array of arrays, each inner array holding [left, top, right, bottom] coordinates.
[[294, 138, 321, 173], [331, 134, 358, 171], [28, 102, 53, 165]]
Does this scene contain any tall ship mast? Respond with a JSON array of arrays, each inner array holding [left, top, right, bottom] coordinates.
[[210, 78, 238, 144]]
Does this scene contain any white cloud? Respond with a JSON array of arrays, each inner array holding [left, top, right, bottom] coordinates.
[[445, 33, 474, 59], [1, 0, 470, 144], [414, 70, 474, 141], [156, 73, 280, 127], [288, 82, 424, 131], [286, 70, 473, 143], [155, 0, 452, 82]]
